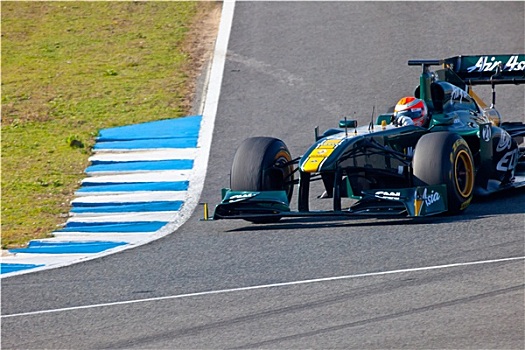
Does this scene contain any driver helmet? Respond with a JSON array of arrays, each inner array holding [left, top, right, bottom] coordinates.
[[394, 96, 428, 126]]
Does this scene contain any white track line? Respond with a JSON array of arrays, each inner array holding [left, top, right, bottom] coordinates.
[[89, 149, 197, 162], [152, 0, 236, 239], [66, 212, 181, 223], [3, 256, 523, 319], [81, 170, 192, 184], [74, 191, 187, 197], [71, 192, 187, 203]]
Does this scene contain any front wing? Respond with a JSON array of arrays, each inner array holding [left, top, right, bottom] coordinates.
[[212, 184, 449, 221]]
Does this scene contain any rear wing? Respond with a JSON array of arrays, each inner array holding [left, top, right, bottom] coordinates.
[[409, 54, 525, 110], [442, 54, 525, 85], [409, 54, 525, 85]]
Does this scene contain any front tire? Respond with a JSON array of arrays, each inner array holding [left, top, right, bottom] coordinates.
[[230, 137, 294, 223], [413, 132, 474, 214]]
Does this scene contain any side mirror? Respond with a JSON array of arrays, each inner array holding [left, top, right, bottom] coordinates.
[[339, 119, 357, 128], [376, 114, 393, 125]]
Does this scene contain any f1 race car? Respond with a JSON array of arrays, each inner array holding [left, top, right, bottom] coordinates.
[[210, 54, 525, 222]]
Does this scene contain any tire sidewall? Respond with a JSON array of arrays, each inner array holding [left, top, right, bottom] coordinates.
[[230, 137, 294, 200], [413, 132, 474, 213]]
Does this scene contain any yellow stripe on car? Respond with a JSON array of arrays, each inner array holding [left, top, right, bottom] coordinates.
[[301, 137, 345, 173]]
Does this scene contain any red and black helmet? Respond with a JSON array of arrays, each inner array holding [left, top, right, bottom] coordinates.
[[394, 96, 429, 126]]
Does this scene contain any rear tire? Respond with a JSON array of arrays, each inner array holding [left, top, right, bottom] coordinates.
[[413, 132, 474, 214], [230, 137, 294, 223]]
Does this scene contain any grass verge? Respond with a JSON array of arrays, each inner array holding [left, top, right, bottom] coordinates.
[[1, 1, 220, 248]]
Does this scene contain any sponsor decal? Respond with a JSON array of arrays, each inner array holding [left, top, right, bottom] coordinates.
[[375, 191, 401, 201], [451, 87, 470, 103], [496, 131, 512, 152], [481, 124, 491, 142], [460, 197, 472, 211], [413, 187, 444, 216], [422, 188, 441, 207], [228, 192, 259, 203], [467, 55, 525, 73], [496, 149, 518, 172], [452, 139, 464, 152]]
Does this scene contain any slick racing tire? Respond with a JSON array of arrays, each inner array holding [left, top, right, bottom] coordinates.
[[413, 132, 474, 214], [230, 137, 294, 223]]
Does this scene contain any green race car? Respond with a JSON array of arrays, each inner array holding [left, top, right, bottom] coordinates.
[[211, 54, 525, 222]]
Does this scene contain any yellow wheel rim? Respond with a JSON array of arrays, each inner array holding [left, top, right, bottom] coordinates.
[[455, 150, 474, 198]]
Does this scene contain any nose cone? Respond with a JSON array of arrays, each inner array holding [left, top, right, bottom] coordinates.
[[300, 137, 345, 173]]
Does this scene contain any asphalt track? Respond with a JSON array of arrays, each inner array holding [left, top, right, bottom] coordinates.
[[2, 1, 525, 349]]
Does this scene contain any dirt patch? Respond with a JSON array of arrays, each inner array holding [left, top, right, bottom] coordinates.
[[183, 1, 222, 115]]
